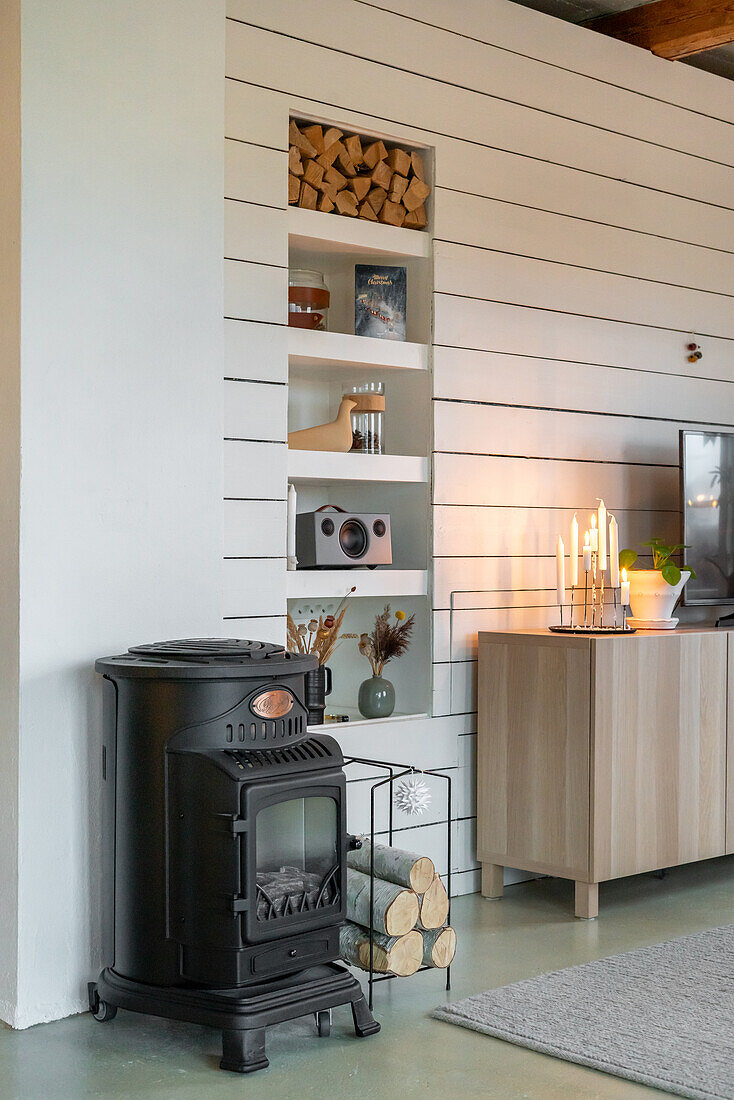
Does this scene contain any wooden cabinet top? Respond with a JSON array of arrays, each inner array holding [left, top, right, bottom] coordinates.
[[479, 626, 729, 649]]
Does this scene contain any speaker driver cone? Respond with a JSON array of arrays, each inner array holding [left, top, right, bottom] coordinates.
[[339, 519, 368, 559]]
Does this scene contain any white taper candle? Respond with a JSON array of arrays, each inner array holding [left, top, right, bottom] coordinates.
[[570, 514, 579, 587], [556, 536, 565, 605], [583, 532, 591, 572], [287, 482, 298, 570], [590, 513, 598, 552], [609, 515, 619, 587], [598, 499, 607, 570], [620, 567, 630, 607]]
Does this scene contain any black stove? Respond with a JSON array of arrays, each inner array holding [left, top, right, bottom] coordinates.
[[88, 639, 379, 1073]]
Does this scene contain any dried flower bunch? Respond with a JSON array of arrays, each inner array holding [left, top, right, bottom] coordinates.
[[287, 587, 355, 666], [358, 604, 415, 677]]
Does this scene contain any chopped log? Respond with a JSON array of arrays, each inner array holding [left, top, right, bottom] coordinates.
[[402, 178, 431, 212], [324, 165, 347, 191], [348, 176, 372, 202], [288, 146, 304, 177], [303, 159, 324, 190], [319, 193, 335, 213], [346, 868, 419, 935], [317, 141, 343, 170], [289, 120, 317, 158], [419, 874, 449, 929], [347, 841, 435, 894], [358, 200, 378, 220], [323, 126, 343, 151], [335, 189, 358, 216], [318, 179, 339, 203], [345, 134, 363, 166], [363, 140, 388, 169], [371, 159, 393, 191], [378, 199, 405, 227], [337, 150, 357, 177], [288, 173, 301, 204], [366, 187, 387, 214], [388, 175, 409, 203], [302, 124, 325, 155], [404, 204, 427, 229], [340, 922, 423, 977], [422, 926, 456, 969], [298, 181, 318, 210], [387, 147, 411, 177], [410, 150, 426, 181]]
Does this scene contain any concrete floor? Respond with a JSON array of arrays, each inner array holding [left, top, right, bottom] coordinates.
[[2, 857, 733, 1099]]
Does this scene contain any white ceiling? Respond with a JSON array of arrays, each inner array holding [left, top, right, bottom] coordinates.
[[510, 0, 734, 80]]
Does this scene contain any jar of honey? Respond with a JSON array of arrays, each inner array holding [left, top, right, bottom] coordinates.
[[288, 269, 330, 330]]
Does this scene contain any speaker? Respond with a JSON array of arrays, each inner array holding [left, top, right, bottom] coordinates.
[[296, 507, 392, 569]]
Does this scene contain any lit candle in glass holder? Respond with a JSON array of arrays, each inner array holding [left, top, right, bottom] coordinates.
[[621, 567, 630, 607]]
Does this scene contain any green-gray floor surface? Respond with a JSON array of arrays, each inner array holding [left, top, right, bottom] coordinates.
[[2, 856, 733, 1099]]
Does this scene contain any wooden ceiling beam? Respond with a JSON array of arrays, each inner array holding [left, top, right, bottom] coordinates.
[[587, 0, 734, 60]]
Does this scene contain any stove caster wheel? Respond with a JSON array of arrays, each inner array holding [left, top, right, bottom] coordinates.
[[93, 999, 117, 1022], [88, 984, 117, 1023], [315, 1009, 331, 1037]]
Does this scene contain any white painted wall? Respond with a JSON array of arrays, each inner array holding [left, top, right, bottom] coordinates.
[[224, 0, 734, 897], [5, 0, 225, 1029], [0, 0, 22, 1029]]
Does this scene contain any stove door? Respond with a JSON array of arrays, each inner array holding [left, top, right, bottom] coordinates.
[[245, 780, 344, 943]]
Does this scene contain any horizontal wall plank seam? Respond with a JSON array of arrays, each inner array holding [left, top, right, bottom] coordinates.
[[433, 397, 734, 426], [434, 502, 680, 512], [434, 240, 734, 302], [225, 18, 734, 169], [355, 1, 734, 129], [224, 497, 287, 502], [224, 377, 288, 386], [435, 291, 734, 342], [432, 351, 734, 387], [225, 77, 734, 214], [435, 185, 734, 259], [434, 452, 676, 468], [224, 257, 288, 269], [224, 317, 286, 328], [225, 135, 288, 153], [224, 556, 287, 560], [224, 196, 286, 212]]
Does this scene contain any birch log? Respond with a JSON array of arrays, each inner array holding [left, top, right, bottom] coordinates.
[[346, 868, 419, 936], [419, 874, 450, 929], [421, 926, 456, 969], [339, 922, 423, 976], [347, 841, 435, 894]]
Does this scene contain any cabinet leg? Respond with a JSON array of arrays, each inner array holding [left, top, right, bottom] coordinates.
[[220, 1028, 268, 1074], [575, 881, 599, 920], [481, 863, 504, 900]]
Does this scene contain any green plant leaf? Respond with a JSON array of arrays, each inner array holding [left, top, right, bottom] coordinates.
[[618, 549, 637, 570], [686, 567, 697, 580], [661, 563, 681, 586]]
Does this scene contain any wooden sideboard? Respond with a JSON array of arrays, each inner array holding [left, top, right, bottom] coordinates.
[[477, 627, 734, 918]]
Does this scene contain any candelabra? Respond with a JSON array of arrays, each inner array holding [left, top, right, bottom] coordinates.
[[551, 548, 633, 634]]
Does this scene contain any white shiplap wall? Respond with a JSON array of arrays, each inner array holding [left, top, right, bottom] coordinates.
[[224, 0, 734, 895]]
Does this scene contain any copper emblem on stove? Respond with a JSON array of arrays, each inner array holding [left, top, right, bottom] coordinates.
[[251, 689, 294, 719]]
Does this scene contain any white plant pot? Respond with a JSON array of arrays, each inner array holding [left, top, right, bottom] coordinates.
[[627, 569, 691, 622]]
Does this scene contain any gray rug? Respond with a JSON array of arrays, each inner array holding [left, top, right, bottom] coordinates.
[[434, 925, 734, 1099]]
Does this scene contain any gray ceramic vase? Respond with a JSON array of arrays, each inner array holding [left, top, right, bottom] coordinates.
[[358, 674, 395, 719]]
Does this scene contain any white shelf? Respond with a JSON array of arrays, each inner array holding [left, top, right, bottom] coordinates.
[[288, 328, 428, 372], [309, 710, 429, 733], [288, 450, 428, 484], [288, 206, 430, 259], [287, 568, 427, 600]]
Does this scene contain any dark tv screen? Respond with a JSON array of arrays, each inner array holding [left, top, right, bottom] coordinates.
[[681, 430, 734, 605]]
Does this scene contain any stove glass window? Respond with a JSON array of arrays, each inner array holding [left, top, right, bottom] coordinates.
[[255, 796, 339, 921]]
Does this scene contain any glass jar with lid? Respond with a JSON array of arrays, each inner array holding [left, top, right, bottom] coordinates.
[[288, 269, 330, 331], [343, 381, 385, 455]]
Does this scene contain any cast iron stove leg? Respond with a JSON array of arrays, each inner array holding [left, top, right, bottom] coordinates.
[[351, 993, 381, 1038], [220, 1027, 269, 1074]]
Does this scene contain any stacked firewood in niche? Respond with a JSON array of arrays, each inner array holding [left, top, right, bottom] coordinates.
[[339, 841, 456, 977], [288, 120, 430, 230]]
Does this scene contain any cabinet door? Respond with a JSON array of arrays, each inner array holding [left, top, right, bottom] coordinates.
[[478, 636, 591, 879], [591, 632, 727, 881]]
